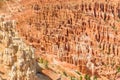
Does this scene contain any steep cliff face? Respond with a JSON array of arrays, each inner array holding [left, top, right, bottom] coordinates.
[[0, 16, 37, 80]]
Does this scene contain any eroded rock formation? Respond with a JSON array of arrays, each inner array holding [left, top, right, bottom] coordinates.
[[0, 16, 37, 80], [13, 0, 120, 80], [0, 0, 120, 80]]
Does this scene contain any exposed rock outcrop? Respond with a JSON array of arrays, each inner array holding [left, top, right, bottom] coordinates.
[[1, 0, 120, 80], [0, 16, 37, 80], [14, 0, 120, 80]]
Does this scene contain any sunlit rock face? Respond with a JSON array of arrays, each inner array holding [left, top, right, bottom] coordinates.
[[1, 0, 120, 80], [0, 16, 37, 80]]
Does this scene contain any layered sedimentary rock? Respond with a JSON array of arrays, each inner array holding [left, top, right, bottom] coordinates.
[[0, 16, 37, 80], [2, 0, 120, 80]]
